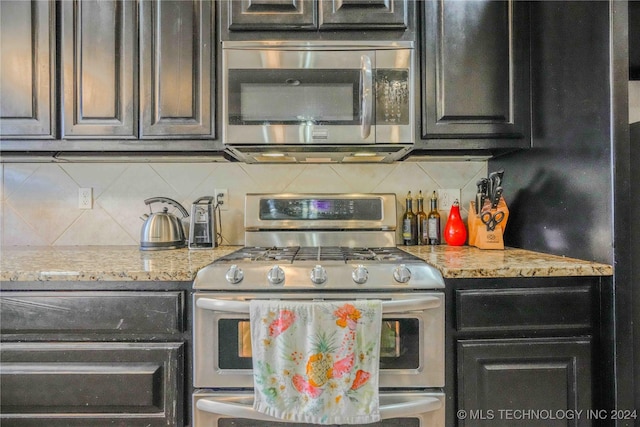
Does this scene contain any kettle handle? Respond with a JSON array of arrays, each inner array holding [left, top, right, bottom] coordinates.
[[144, 197, 190, 218]]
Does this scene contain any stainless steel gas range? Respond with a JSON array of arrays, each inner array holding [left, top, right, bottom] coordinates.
[[192, 194, 446, 426]]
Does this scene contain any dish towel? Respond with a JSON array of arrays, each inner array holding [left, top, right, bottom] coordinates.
[[249, 299, 382, 425]]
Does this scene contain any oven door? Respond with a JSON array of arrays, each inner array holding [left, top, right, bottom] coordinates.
[[193, 292, 444, 389], [193, 391, 445, 427]]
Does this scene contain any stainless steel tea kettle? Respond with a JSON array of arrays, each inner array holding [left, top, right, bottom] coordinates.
[[140, 197, 189, 250]]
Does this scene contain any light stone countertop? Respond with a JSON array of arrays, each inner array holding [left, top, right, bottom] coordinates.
[[0, 245, 612, 282]]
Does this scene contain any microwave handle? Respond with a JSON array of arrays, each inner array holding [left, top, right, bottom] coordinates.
[[196, 395, 442, 420], [360, 54, 373, 139], [196, 296, 441, 314]]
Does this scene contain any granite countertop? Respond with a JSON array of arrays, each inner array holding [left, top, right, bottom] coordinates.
[[0, 245, 612, 282]]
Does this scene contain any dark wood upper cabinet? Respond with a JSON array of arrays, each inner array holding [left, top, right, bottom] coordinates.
[[420, 0, 531, 144], [224, 0, 408, 32], [61, 0, 137, 138], [318, 0, 408, 30], [630, 1, 639, 80], [228, 0, 317, 30], [0, 0, 55, 138], [61, 0, 215, 140], [140, 0, 214, 138]]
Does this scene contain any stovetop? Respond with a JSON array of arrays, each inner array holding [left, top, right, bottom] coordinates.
[[217, 246, 425, 264], [194, 246, 445, 291]]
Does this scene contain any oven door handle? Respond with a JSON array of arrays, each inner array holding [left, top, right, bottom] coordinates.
[[196, 395, 442, 420], [196, 296, 441, 313]]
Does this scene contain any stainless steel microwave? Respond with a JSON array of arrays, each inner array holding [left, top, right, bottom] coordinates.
[[222, 41, 415, 163]]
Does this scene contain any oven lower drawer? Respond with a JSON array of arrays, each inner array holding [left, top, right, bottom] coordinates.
[[193, 292, 445, 389], [193, 391, 445, 427]]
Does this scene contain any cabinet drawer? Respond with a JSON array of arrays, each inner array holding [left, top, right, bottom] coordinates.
[[0, 291, 184, 336], [455, 287, 592, 333], [0, 342, 183, 426]]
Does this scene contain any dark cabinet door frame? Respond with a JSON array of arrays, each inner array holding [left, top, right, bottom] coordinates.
[[421, 0, 531, 141], [61, 0, 138, 138], [140, 0, 214, 138], [0, 0, 55, 138]]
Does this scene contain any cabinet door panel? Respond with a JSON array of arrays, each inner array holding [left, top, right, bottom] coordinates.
[[61, 0, 137, 138], [422, 0, 530, 139], [140, 0, 214, 137], [458, 338, 592, 426], [319, 0, 407, 29], [0, 0, 55, 138], [228, 0, 317, 30], [0, 342, 183, 426]]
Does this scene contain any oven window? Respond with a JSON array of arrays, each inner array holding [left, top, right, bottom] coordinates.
[[221, 318, 420, 370], [219, 418, 419, 427], [228, 69, 361, 125]]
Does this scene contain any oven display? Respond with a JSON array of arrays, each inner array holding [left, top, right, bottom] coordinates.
[[259, 198, 382, 221]]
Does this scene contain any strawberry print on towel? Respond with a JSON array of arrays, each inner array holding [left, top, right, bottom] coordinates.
[[249, 300, 383, 425]]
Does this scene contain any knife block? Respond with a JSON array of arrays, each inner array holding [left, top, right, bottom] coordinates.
[[468, 197, 509, 250]]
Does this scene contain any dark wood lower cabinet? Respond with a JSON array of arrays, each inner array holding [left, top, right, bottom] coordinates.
[[0, 342, 183, 426], [457, 338, 592, 427], [0, 284, 191, 427], [447, 277, 602, 427]]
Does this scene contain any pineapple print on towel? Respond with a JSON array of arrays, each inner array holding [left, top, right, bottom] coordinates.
[[249, 300, 383, 425]]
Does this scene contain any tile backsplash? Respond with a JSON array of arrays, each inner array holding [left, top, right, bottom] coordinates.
[[1, 160, 486, 246]]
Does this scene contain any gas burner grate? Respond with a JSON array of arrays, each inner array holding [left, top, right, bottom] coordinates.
[[216, 246, 425, 264], [295, 246, 345, 261], [341, 247, 423, 262], [220, 246, 300, 263]]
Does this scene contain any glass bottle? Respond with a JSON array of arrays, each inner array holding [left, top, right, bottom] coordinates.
[[443, 199, 467, 246], [416, 191, 427, 245], [427, 191, 441, 245], [402, 191, 417, 246]]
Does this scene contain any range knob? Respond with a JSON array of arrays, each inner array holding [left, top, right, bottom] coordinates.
[[267, 265, 285, 285], [352, 265, 369, 285], [310, 265, 328, 285], [393, 264, 411, 284], [225, 264, 244, 285]]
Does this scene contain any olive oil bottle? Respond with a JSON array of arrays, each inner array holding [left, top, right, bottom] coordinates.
[[402, 191, 417, 246], [416, 191, 428, 245], [427, 191, 441, 245]]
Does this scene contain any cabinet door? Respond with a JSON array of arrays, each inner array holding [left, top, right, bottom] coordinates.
[[0, 0, 55, 138], [421, 0, 530, 140], [61, 0, 137, 138], [458, 338, 592, 426], [227, 0, 317, 30], [140, 0, 214, 138], [0, 342, 183, 426], [319, 0, 407, 30]]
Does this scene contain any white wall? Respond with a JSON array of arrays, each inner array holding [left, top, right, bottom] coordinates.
[[1, 160, 487, 246]]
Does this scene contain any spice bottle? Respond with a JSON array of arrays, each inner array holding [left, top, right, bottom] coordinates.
[[402, 191, 417, 246], [416, 191, 427, 245], [427, 191, 441, 245]]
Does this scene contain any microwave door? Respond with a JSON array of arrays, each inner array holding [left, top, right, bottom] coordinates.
[[223, 49, 376, 145]]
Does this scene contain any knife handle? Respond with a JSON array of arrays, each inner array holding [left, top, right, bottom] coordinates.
[[491, 187, 503, 209]]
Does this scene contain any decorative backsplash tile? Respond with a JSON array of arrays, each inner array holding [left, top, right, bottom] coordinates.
[[1, 161, 487, 246]]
